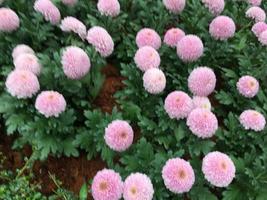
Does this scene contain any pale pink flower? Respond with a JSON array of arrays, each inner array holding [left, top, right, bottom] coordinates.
[[237, 75, 259, 98], [60, 17, 87, 39], [14, 54, 42, 76], [202, 0, 225, 15], [252, 22, 267, 37], [239, 110, 266, 131], [12, 44, 35, 60], [136, 28, 161, 50], [62, 0, 77, 6], [259, 30, 267, 45], [97, 0, 120, 17], [143, 68, 166, 94], [209, 16, 236, 40], [163, 0, 186, 14], [248, 0, 261, 6], [246, 6, 266, 22], [134, 46, 160, 71], [164, 28, 185, 47], [0, 8, 20, 32], [192, 96, 211, 110]]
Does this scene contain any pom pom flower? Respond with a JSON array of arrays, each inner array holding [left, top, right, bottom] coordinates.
[[202, 151, 235, 187], [35, 91, 66, 118], [123, 173, 154, 200], [239, 110, 266, 131], [246, 6, 266, 22], [259, 30, 267, 46], [248, 0, 261, 6], [97, 0, 120, 17], [209, 16, 236, 40], [177, 35, 204, 62], [192, 96, 211, 110], [188, 67, 216, 97], [62, 0, 77, 6], [14, 54, 42, 76], [252, 22, 267, 37], [202, 0, 225, 15], [187, 108, 218, 138], [12, 44, 35, 60], [5, 70, 40, 99], [237, 75, 259, 98], [91, 169, 123, 200], [162, 158, 195, 194], [143, 68, 166, 94], [164, 91, 193, 120], [60, 17, 87, 39], [0, 8, 20, 32], [163, 28, 185, 47], [136, 28, 161, 50], [61, 46, 91, 79], [134, 46, 160, 71], [104, 120, 134, 152], [87, 26, 114, 57], [163, 0, 186, 14]]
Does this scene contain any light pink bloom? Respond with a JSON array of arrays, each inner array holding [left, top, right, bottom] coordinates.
[[202, 0, 224, 15], [237, 75, 259, 98], [192, 96, 211, 110], [164, 91, 194, 120], [123, 173, 154, 200], [163, 0, 186, 14], [104, 120, 134, 152], [91, 169, 123, 200], [34, 0, 61, 25], [87, 26, 114, 57], [248, 0, 261, 6], [5, 70, 40, 99], [259, 30, 267, 45], [187, 108, 218, 138], [164, 28, 185, 47], [62, 0, 77, 6], [35, 91, 66, 118], [134, 46, 160, 72], [12, 44, 35, 60], [239, 110, 266, 131], [136, 28, 161, 50], [0, 8, 20, 32], [209, 16, 236, 40], [97, 0, 120, 17], [143, 68, 166, 94], [14, 54, 42, 76], [176, 35, 204, 62], [246, 6, 266, 22], [162, 158, 195, 194], [60, 17, 87, 39], [252, 22, 267, 37], [202, 151, 235, 187]]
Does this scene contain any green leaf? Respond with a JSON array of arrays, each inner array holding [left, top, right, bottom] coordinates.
[[79, 183, 88, 200]]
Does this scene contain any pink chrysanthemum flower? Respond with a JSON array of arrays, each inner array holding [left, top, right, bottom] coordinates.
[[12, 44, 35, 60], [164, 91, 194, 120], [14, 54, 42, 76], [97, 0, 120, 17], [248, 0, 261, 6], [143, 68, 166, 94], [163, 0, 186, 14], [104, 120, 134, 152], [136, 28, 161, 50], [62, 0, 77, 6], [202, 0, 225, 15], [162, 158, 195, 194], [239, 110, 266, 131], [192, 96, 211, 110], [202, 151, 235, 187], [0, 8, 20, 32], [91, 169, 123, 200], [34, 0, 61, 25], [259, 30, 267, 45], [237, 75, 259, 98], [209, 16, 236, 40], [35, 91, 66, 118], [187, 108, 218, 138], [188, 67, 216, 97], [134, 46, 160, 72], [246, 6, 266, 22], [123, 173, 154, 200], [61, 46, 91, 80], [60, 17, 87, 39], [87, 26, 114, 57], [176, 35, 204, 62], [164, 28, 185, 47], [5, 70, 40, 99], [252, 22, 267, 37]]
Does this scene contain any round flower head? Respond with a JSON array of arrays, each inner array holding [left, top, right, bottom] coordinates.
[[60, 17, 87, 39], [5, 70, 40, 99], [134, 46, 160, 71], [248, 0, 261, 6], [192, 96, 211, 110], [97, 0, 120, 17], [163, 0, 186, 14], [104, 120, 134, 152], [176, 35, 204, 62], [164, 28, 185, 47], [237, 75, 259, 98], [136, 28, 161, 50], [239, 110, 266, 131], [188, 67, 216, 97], [12, 44, 35, 60], [259, 30, 267, 46], [34, 0, 61, 25], [164, 91, 194, 120], [35, 91, 66, 118], [61, 46, 91, 79], [252, 22, 267, 37], [123, 173, 154, 200], [202, 0, 225, 15], [246, 6, 266, 22], [87, 26, 114, 57], [162, 158, 195, 194], [62, 0, 77, 6], [91, 169, 123, 200], [202, 151, 235, 187], [187, 108, 218, 138], [14, 54, 42, 76], [143, 68, 166, 94], [0, 8, 20, 32], [209, 16, 236, 40]]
